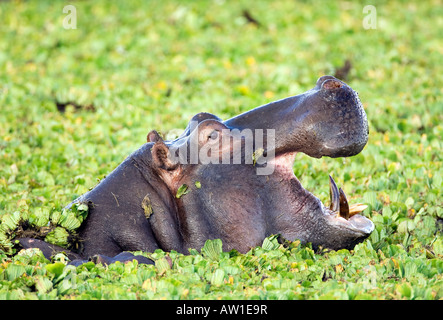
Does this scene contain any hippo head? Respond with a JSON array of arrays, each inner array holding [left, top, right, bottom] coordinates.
[[147, 76, 374, 253]]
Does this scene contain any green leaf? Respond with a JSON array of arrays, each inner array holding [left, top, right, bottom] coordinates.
[[201, 239, 223, 260], [33, 207, 50, 227], [141, 195, 153, 219], [5, 264, 26, 281], [45, 227, 69, 247], [76, 203, 88, 212], [36, 170, 55, 187], [252, 148, 264, 166], [397, 283, 413, 299], [176, 184, 189, 198], [1, 211, 21, 231], [155, 257, 171, 275], [73, 202, 89, 222], [50, 210, 61, 225], [35, 276, 53, 294], [262, 234, 280, 251], [59, 210, 81, 230], [405, 197, 414, 209], [45, 262, 66, 278], [210, 268, 225, 286], [363, 191, 377, 210]]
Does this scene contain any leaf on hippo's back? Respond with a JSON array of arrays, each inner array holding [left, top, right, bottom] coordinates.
[[45, 227, 69, 247], [252, 148, 264, 166], [201, 239, 223, 260], [75, 203, 88, 212], [195, 181, 201, 189], [50, 210, 61, 225], [59, 209, 81, 230], [15, 247, 47, 263], [33, 207, 50, 227], [73, 202, 89, 222], [141, 194, 153, 219], [176, 184, 189, 198]]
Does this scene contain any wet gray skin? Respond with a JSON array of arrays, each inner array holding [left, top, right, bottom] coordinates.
[[19, 76, 374, 265]]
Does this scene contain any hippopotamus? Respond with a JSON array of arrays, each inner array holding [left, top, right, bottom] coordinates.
[[19, 75, 374, 265]]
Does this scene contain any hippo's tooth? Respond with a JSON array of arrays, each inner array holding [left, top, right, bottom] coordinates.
[[338, 188, 350, 220], [329, 175, 340, 212], [349, 203, 368, 217], [329, 176, 360, 220]]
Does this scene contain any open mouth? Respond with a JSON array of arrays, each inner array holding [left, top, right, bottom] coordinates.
[[274, 152, 374, 238]]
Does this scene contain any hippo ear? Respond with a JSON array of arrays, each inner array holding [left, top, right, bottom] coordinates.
[[149, 131, 177, 171], [151, 140, 177, 171]]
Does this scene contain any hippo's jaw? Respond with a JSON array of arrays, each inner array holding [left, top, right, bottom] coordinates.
[[270, 152, 374, 250]]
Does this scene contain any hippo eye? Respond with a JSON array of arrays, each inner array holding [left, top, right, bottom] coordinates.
[[208, 130, 219, 140]]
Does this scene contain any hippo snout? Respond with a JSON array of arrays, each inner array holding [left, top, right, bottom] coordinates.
[[303, 76, 369, 158], [224, 75, 369, 159]]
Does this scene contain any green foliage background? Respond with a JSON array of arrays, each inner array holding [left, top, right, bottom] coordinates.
[[0, 0, 442, 299]]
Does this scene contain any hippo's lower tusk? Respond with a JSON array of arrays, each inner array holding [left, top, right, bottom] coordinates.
[[329, 175, 340, 212], [338, 188, 350, 220], [330, 175, 351, 219], [330, 176, 368, 220], [349, 203, 368, 217]]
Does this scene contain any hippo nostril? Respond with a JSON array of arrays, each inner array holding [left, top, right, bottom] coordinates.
[[316, 75, 337, 87], [321, 79, 343, 90]]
